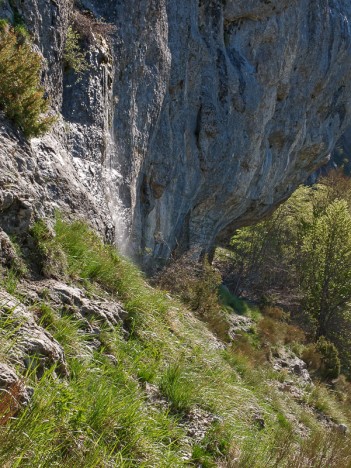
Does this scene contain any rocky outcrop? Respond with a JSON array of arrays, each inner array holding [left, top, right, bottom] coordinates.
[[1, 1, 351, 267], [0, 362, 32, 427], [0, 279, 128, 377], [119, 0, 351, 264], [272, 347, 312, 385], [0, 115, 112, 237], [0, 290, 68, 376], [25, 279, 128, 330]]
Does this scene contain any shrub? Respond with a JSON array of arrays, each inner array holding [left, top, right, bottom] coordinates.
[[156, 256, 231, 341], [157, 255, 221, 312], [0, 26, 55, 138], [302, 337, 341, 380], [262, 306, 288, 322], [63, 25, 89, 76], [301, 344, 323, 373], [257, 315, 305, 347], [227, 335, 269, 372], [316, 337, 341, 380], [71, 9, 116, 42], [0, 19, 8, 31]]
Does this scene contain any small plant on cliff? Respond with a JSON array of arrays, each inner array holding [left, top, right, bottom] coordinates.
[[0, 25, 55, 138], [64, 26, 89, 76], [71, 9, 116, 42]]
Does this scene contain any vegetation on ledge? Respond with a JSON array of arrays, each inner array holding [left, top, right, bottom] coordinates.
[[0, 22, 55, 138]]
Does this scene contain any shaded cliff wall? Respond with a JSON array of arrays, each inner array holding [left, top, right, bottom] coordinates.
[[1, 0, 351, 266], [110, 0, 351, 265]]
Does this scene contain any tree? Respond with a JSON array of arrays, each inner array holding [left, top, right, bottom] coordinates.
[[228, 185, 315, 300], [301, 200, 351, 338], [0, 25, 55, 138], [222, 176, 351, 377]]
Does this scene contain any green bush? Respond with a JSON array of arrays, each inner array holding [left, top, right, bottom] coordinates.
[[64, 26, 88, 76], [0, 19, 8, 31], [316, 337, 341, 380], [302, 337, 341, 380], [0, 26, 55, 138]]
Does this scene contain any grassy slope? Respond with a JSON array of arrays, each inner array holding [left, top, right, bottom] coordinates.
[[0, 219, 351, 467]]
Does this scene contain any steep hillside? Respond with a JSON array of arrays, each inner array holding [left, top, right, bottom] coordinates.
[[0, 218, 351, 466]]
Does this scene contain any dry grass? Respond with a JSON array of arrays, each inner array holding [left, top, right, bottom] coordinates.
[[72, 9, 116, 42], [0, 381, 23, 427], [155, 255, 231, 341], [258, 316, 305, 347]]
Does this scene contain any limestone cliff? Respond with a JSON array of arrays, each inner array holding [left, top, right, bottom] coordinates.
[[1, 0, 351, 267]]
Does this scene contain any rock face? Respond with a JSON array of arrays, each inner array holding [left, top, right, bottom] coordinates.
[[1, 1, 351, 266], [331, 126, 351, 175], [0, 290, 68, 376]]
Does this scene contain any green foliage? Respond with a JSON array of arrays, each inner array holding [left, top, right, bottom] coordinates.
[[54, 217, 128, 294], [34, 302, 56, 329], [159, 362, 196, 413], [0, 355, 185, 466], [30, 220, 67, 278], [0, 19, 8, 31], [224, 173, 351, 378], [13, 24, 29, 41], [219, 284, 254, 315], [228, 184, 316, 298], [3, 216, 351, 466], [0, 26, 55, 138], [301, 200, 351, 336], [64, 25, 89, 76], [316, 337, 341, 380], [1, 268, 19, 295]]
